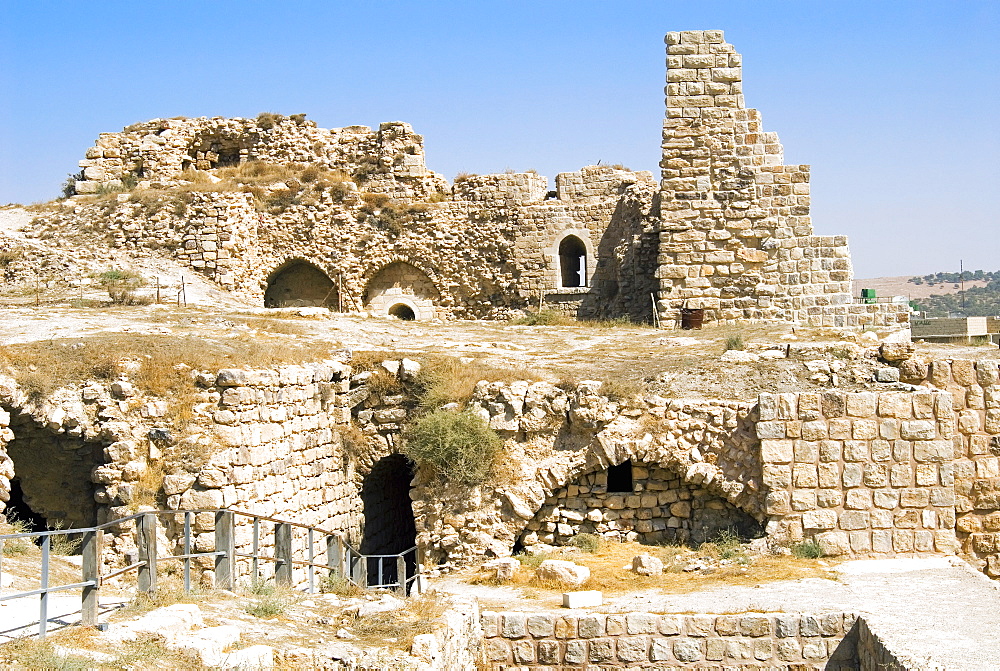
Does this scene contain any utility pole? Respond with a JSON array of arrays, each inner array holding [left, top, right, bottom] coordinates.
[[961, 260, 966, 311]]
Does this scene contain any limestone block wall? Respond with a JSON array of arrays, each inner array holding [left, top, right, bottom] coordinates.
[[757, 391, 958, 556], [892, 357, 1000, 576], [656, 30, 905, 330], [170, 362, 362, 581], [453, 173, 547, 203], [521, 460, 760, 547], [555, 165, 657, 203], [480, 610, 859, 669]]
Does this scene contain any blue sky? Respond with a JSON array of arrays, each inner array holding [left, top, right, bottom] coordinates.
[[1, 1, 997, 277]]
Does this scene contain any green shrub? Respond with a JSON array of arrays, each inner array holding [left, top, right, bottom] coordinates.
[[792, 539, 823, 559], [320, 570, 364, 597], [724, 334, 745, 351], [568, 533, 602, 553], [403, 409, 503, 486], [514, 310, 571, 326], [256, 112, 284, 130], [245, 593, 286, 618]]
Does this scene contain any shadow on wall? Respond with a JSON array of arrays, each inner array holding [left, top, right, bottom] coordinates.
[[3, 409, 103, 532], [264, 260, 339, 309]]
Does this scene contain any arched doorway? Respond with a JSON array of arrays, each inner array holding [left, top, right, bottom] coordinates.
[[360, 455, 417, 588], [264, 260, 338, 309], [559, 235, 587, 288], [364, 262, 439, 320], [388, 303, 416, 321]]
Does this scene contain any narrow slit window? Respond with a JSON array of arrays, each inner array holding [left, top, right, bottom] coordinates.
[[607, 459, 633, 493]]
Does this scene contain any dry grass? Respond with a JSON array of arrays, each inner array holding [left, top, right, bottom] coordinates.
[[0, 630, 208, 670], [349, 591, 449, 650], [480, 541, 838, 596], [413, 354, 543, 409]]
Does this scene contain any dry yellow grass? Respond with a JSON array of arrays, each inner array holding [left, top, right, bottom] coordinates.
[[473, 541, 838, 596]]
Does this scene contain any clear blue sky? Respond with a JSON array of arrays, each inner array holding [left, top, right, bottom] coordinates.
[[1, 1, 997, 278]]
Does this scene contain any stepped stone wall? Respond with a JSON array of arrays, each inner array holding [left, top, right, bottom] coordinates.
[[32, 29, 908, 330]]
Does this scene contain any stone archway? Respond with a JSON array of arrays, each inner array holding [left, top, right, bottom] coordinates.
[[360, 454, 417, 587], [2, 408, 102, 532], [264, 260, 338, 309], [559, 235, 588, 288], [364, 262, 439, 320]]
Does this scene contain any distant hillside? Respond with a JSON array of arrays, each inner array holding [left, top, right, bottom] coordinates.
[[854, 270, 1000, 317]]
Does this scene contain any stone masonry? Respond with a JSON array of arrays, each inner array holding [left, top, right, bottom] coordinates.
[[29, 30, 907, 329]]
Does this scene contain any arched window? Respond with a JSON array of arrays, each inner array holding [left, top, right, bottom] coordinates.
[[559, 235, 587, 288]]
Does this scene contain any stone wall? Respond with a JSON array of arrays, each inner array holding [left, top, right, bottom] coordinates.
[[520, 460, 760, 547], [37, 29, 911, 330], [757, 391, 958, 556], [480, 610, 859, 669], [656, 30, 906, 330], [890, 356, 1000, 576]]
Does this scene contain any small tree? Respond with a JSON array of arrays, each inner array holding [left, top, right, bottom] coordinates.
[[403, 409, 502, 486]]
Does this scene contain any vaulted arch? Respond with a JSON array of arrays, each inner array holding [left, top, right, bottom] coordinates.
[[264, 259, 338, 309], [364, 261, 440, 320]]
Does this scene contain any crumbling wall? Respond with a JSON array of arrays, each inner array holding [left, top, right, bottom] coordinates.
[[74, 118, 448, 200], [656, 30, 907, 330]]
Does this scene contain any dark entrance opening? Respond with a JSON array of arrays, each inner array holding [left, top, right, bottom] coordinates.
[[4, 479, 48, 533], [607, 459, 633, 493], [264, 260, 338, 309], [360, 455, 417, 589], [559, 235, 587, 288], [388, 303, 415, 321]]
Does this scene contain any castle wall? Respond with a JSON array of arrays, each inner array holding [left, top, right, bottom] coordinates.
[[656, 31, 906, 330], [481, 609, 859, 669]]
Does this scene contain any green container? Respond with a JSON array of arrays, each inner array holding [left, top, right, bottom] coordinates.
[[861, 288, 876, 304]]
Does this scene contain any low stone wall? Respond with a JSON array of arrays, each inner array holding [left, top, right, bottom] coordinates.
[[522, 460, 758, 547], [480, 610, 859, 669]]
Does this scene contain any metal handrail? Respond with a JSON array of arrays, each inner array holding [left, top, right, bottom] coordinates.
[[0, 507, 422, 639]]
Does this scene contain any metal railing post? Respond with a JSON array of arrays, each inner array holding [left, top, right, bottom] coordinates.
[[352, 554, 368, 588], [307, 528, 315, 594], [39, 534, 50, 639], [81, 529, 101, 626], [274, 523, 292, 587], [214, 510, 235, 589], [395, 555, 406, 596], [137, 513, 157, 594], [182, 512, 192, 593], [252, 517, 260, 580]]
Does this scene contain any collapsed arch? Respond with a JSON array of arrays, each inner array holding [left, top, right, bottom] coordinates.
[[264, 260, 338, 309], [364, 261, 439, 320], [559, 235, 588, 288]]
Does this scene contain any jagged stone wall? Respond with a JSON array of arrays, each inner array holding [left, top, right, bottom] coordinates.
[[32, 30, 910, 330], [656, 30, 906, 330]]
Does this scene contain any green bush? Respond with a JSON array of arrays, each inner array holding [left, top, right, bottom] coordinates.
[[403, 409, 502, 485], [792, 539, 823, 559], [724, 334, 745, 351], [568, 533, 602, 553]]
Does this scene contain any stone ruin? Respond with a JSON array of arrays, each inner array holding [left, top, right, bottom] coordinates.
[[2, 30, 981, 669], [44, 31, 908, 329]]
